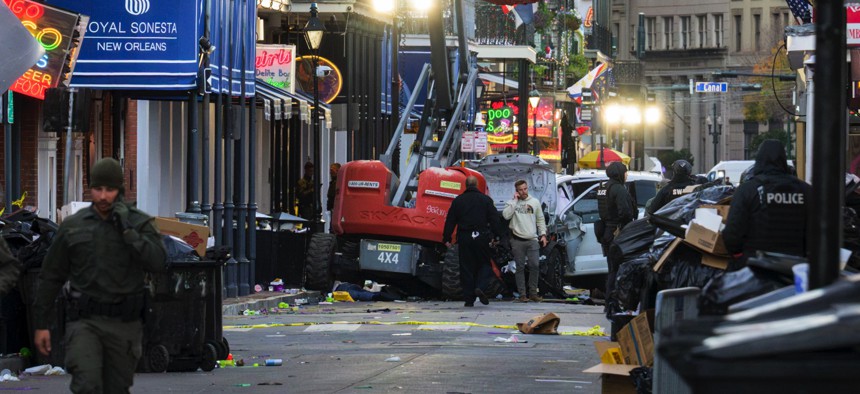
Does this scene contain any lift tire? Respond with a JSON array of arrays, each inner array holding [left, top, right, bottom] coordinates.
[[441, 245, 462, 301], [304, 233, 337, 291]]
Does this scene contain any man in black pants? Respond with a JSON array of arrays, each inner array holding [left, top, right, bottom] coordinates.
[[596, 162, 636, 338], [443, 176, 504, 307]]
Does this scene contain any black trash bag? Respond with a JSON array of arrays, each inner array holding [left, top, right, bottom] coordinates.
[[669, 254, 722, 289], [649, 232, 677, 262], [17, 218, 59, 270], [629, 366, 653, 394], [698, 266, 792, 315], [647, 214, 686, 238], [609, 219, 656, 263], [653, 185, 735, 222], [610, 256, 651, 312], [162, 235, 200, 262]]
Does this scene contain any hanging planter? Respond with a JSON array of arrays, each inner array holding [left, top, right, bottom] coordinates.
[[561, 12, 581, 31], [533, 2, 555, 35]]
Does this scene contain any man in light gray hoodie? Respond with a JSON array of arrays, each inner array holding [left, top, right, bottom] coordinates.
[[502, 179, 547, 302]]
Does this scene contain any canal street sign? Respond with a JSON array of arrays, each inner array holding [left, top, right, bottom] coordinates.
[[694, 82, 728, 93]]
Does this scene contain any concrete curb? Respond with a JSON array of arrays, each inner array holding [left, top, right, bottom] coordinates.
[[221, 291, 322, 316]]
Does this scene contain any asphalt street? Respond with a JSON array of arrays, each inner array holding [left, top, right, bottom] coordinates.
[[0, 299, 611, 393]]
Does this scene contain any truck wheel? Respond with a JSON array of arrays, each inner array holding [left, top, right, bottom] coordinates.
[[540, 248, 567, 299], [441, 245, 462, 301], [304, 233, 337, 291]]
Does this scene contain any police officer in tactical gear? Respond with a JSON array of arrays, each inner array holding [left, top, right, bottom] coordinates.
[[596, 162, 636, 324], [647, 159, 696, 215], [443, 176, 505, 307], [723, 139, 810, 267], [33, 158, 167, 393]]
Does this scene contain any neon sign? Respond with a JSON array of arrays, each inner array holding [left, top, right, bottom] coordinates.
[[256, 44, 296, 93], [5, 0, 86, 100], [486, 99, 516, 144]]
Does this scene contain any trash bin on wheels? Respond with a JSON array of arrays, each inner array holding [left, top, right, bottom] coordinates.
[[138, 257, 226, 373], [20, 268, 66, 367]]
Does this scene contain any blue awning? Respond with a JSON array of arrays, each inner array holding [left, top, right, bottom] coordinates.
[[209, 0, 257, 97], [45, 0, 203, 90]]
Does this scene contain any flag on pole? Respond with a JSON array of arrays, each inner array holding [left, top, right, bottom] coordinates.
[[514, 3, 536, 25], [786, 0, 812, 24], [501, 5, 514, 14], [566, 63, 608, 102]]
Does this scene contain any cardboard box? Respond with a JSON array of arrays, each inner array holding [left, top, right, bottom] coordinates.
[[684, 222, 728, 255], [701, 253, 729, 270], [584, 313, 655, 394], [683, 203, 731, 255], [616, 313, 654, 367], [653, 238, 683, 272], [154, 217, 210, 257], [583, 342, 638, 394]]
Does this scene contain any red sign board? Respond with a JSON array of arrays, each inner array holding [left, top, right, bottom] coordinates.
[[4, 0, 85, 99]]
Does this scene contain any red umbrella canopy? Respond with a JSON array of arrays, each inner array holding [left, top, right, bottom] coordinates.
[[481, 0, 539, 6], [577, 149, 631, 169]]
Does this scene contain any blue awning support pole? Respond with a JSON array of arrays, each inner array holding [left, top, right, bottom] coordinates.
[[235, 0, 250, 296], [223, 0, 238, 299]]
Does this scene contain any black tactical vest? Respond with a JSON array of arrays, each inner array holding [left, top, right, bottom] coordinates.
[[745, 175, 808, 256], [597, 181, 619, 227]]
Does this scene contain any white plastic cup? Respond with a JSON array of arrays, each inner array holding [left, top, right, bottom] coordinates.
[[793, 263, 809, 294]]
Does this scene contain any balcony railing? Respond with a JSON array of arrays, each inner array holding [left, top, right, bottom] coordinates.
[[473, 1, 524, 46], [586, 23, 613, 57]]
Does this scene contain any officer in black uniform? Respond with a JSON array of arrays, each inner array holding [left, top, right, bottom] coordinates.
[[443, 176, 505, 306], [723, 139, 810, 267], [597, 162, 636, 287], [647, 159, 696, 215]]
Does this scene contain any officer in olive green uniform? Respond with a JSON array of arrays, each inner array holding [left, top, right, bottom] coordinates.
[[0, 237, 21, 295], [33, 158, 166, 394]]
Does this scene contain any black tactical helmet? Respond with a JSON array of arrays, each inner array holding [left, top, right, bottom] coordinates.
[[90, 158, 124, 191], [671, 160, 692, 179]]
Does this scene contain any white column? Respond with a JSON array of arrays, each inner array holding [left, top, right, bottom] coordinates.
[[37, 133, 59, 220]]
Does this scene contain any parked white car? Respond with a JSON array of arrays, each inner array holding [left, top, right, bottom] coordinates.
[[554, 170, 661, 279], [470, 155, 661, 288]]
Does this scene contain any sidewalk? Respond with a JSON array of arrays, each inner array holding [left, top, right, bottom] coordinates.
[[221, 290, 322, 316]]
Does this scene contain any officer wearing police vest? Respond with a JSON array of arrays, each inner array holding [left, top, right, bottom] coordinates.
[[723, 139, 810, 267], [596, 161, 636, 297], [647, 159, 696, 216], [33, 158, 167, 393]]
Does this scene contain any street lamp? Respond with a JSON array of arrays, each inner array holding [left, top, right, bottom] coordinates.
[[706, 114, 722, 167], [304, 3, 325, 232], [529, 88, 540, 157]]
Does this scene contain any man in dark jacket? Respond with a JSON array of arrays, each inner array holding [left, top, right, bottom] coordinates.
[[723, 139, 810, 267], [33, 158, 167, 393], [443, 176, 505, 307], [647, 159, 696, 215], [597, 162, 636, 319]]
